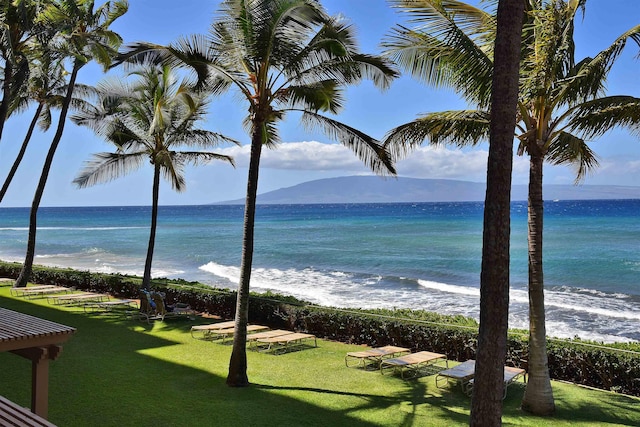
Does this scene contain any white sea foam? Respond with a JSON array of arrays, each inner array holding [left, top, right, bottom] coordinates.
[[199, 261, 640, 343], [417, 280, 480, 296], [29, 247, 183, 279]]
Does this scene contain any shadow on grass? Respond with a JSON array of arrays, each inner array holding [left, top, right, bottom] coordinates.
[[254, 371, 470, 427], [0, 294, 383, 426], [501, 381, 640, 426]]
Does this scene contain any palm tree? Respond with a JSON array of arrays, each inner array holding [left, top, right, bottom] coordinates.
[[14, 0, 129, 288], [0, 0, 49, 140], [118, 0, 398, 387], [71, 62, 236, 289], [383, 0, 640, 416], [470, 1, 524, 424], [0, 47, 71, 204]]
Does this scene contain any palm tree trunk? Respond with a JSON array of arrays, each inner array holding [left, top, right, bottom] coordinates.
[[470, 0, 524, 424], [0, 104, 44, 204], [227, 123, 263, 387], [14, 63, 80, 288], [521, 152, 555, 415], [0, 61, 13, 141], [142, 163, 161, 290]]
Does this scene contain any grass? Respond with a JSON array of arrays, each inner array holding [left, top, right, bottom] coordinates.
[[1, 287, 638, 426]]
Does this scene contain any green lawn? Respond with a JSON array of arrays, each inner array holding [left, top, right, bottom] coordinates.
[[1, 287, 638, 426]]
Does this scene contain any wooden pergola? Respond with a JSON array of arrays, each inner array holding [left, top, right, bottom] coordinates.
[[0, 307, 76, 419]]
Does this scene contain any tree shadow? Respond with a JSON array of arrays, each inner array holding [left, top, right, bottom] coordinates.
[[0, 295, 382, 426]]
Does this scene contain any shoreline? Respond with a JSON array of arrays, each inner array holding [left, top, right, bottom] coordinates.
[[3, 258, 638, 345]]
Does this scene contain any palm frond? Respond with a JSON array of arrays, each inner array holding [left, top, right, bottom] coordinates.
[[565, 96, 640, 140], [73, 151, 146, 188], [284, 80, 342, 113], [172, 151, 236, 167], [552, 24, 640, 106], [383, 0, 494, 107], [300, 111, 395, 175], [383, 110, 490, 160], [169, 129, 240, 149], [546, 131, 599, 183]]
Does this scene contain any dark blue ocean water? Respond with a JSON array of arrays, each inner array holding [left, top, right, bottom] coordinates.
[[0, 200, 638, 342]]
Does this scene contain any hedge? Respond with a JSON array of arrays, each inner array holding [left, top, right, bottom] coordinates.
[[1, 262, 638, 396]]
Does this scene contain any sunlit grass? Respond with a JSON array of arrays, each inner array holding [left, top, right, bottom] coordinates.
[[1, 287, 638, 426]]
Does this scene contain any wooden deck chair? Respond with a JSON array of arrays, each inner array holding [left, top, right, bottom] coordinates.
[[190, 321, 237, 339], [247, 330, 295, 349], [435, 360, 476, 391], [207, 324, 269, 342], [464, 363, 526, 399], [345, 345, 410, 369], [255, 332, 317, 354], [436, 360, 527, 399], [48, 292, 109, 305], [84, 299, 138, 314], [13, 286, 70, 299], [380, 351, 448, 379]]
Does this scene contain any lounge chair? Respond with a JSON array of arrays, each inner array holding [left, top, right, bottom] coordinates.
[[206, 324, 269, 342], [254, 332, 317, 354], [12, 286, 70, 299], [345, 345, 410, 369], [190, 321, 237, 339], [10, 285, 55, 296], [83, 299, 138, 314], [380, 351, 448, 379], [47, 292, 109, 305], [435, 360, 527, 398], [247, 330, 298, 348]]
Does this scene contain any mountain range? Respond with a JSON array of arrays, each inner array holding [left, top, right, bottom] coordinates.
[[217, 176, 640, 204]]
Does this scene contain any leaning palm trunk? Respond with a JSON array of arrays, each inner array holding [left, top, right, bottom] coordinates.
[[0, 104, 44, 204], [15, 63, 80, 288], [227, 124, 263, 387], [142, 164, 161, 290], [521, 151, 555, 415], [0, 62, 13, 141]]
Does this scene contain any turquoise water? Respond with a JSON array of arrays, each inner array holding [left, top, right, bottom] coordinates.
[[0, 200, 638, 342]]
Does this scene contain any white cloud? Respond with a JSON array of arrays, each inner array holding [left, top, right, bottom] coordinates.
[[218, 141, 376, 172], [215, 142, 640, 187]]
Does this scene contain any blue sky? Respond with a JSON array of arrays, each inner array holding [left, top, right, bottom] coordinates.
[[1, 0, 638, 207]]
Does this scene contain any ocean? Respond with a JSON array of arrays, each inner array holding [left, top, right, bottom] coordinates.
[[0, 200, 638, 343]]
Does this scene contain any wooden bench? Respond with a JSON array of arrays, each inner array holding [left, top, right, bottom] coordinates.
[[0, 395, 56, 426]]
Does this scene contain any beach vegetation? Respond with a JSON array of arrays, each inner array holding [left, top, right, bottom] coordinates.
[[116, 0, 398, 387], [14, 0, 129, 288], [382, 0, 640, 416], [69, 60, 236, 290]]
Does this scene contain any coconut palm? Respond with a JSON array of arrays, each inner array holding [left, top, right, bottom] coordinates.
[[0, 0, 50, 140], [383, 0, 640, 416], [71, 62, 236, 289], [14, 0, 129, 288], [0, 47, 73, 204], [118, 0, 398, 386]]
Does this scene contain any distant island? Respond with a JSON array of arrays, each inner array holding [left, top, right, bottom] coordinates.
[[216, 176, 640, 204]]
